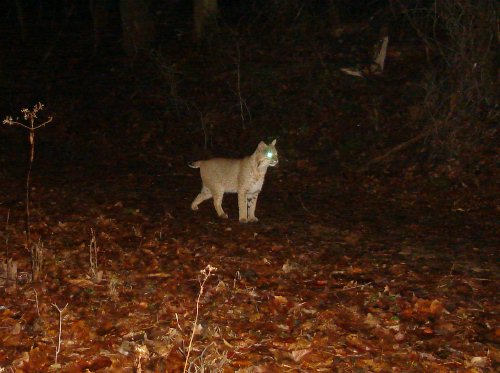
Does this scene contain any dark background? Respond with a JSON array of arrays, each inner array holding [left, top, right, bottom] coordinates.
[[0, 0, 498, 183]]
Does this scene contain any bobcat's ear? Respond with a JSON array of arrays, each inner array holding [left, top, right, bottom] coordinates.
[[257, 141, 267, 150], [271, 139, 276, 146]]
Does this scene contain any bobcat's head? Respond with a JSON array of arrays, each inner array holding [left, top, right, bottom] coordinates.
[[256, 139, 278, 167]]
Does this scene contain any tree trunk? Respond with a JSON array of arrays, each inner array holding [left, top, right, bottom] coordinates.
[[14, 0, 27, 42], [193, 0, 218, 41], [327, 0, 340, 26], [89, 0, 111, 52], [120, 0, 155, 55]]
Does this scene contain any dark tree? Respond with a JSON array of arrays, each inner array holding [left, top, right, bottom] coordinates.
[[120, 0, 155, 54]]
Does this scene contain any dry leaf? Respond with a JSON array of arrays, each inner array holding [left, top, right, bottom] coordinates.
[[467, 356, 488, 368], [11, 322, 21, 335], [364, 313, 379, 328], [66, 277, 96, 288], [274, 295, 288, 304], [290, 348, 311, 362], [429, 299, 444, 315]]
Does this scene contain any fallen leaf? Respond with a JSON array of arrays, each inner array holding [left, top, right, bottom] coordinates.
[[282, 260, 298, 273], [66, 278, 97, 288], [290, 348, 311, 362], [429, 299, 444, 315], [394, 332, 405, 342], [364, 313, 380, 328], [346, 334, 370, 351], [467, 356, 488, 368], [422, 327, 434, 335], [274, 295, 288, 304], [11, 322, 21, 335], [88, 355, 113, 370], [222, 338, 233, 348]]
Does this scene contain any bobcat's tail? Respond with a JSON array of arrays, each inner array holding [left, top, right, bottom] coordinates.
[[188, 161, 201, 169]]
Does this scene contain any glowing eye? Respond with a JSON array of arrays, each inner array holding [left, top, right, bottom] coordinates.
[[266, 151, 273, 158]]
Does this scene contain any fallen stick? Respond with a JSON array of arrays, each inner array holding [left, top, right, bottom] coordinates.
[[359, 130, 431, 172]]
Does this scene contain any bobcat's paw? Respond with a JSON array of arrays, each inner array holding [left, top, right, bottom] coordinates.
[[219, 213, 229, 219], [191, 205, 199, 211], [248, 217, 259, 223], [239, 218, 248, 223]]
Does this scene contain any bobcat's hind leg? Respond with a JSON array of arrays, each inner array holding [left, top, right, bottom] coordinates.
[[191, 186, 212, 211], [213, 192, 228, 219]]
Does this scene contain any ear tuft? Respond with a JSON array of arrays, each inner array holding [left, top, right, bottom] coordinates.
[[257, 141, 267, 149], [271, 139, 276, 146]]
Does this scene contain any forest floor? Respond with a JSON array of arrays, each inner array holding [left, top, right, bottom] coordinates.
[[0, 153, 498, 372]]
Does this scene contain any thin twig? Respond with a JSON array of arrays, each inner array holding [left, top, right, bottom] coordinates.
[[52, 303, 68, 365], [175, 313, 183, 332], [338, 282, 372, 292], [191, 102, 210, 150], [359, 130, 432, 172], [234, 42, 246, 129], [34, 289, 40, 317], [297, 194, 316, 216]]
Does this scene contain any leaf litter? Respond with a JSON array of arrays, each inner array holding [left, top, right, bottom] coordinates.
[[0, 164, 497, 372]]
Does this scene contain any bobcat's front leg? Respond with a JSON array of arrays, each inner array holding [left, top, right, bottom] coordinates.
[[247, 192, 259, 222], [237, 190, 248, 223]]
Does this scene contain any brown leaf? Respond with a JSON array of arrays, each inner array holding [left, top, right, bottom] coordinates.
[[290, 348, 311, 362], [274, 295, 288, 304], [429, 299, 444, 316], [66, 277, 97, 288], [467, 356, 488, 368], [422, 327, 434, 335], [87, 356, 113, 370], [364, 313, 380, 328], [394, 332, 405, 342], [2, 333, 23, 347], [97, 320, 116, 336], [11, 322, 21, 335], [346, 334, 370, 351], [249, 312, 262, 322], [70, 319, 93, 341]]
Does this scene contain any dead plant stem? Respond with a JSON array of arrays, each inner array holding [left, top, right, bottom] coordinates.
[[183, 264, 217, 373], [52, 303, 68, 365], [34, 289, 40, 317], [5, 210, 10, 258], [2, 103, 53, 281], [339, 282, 372, 292], [25, 131, 34, 251], [235, 42, 245, 129]]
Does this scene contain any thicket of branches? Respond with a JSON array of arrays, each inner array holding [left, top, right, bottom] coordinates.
[[153, 0, 498, 171], [400, 0, 498, 162]]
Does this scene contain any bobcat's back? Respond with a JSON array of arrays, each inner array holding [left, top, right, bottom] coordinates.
[[197, 158, 243, 193]]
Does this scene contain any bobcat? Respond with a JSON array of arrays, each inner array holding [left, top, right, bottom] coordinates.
[[189, 140, 278, 223]]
